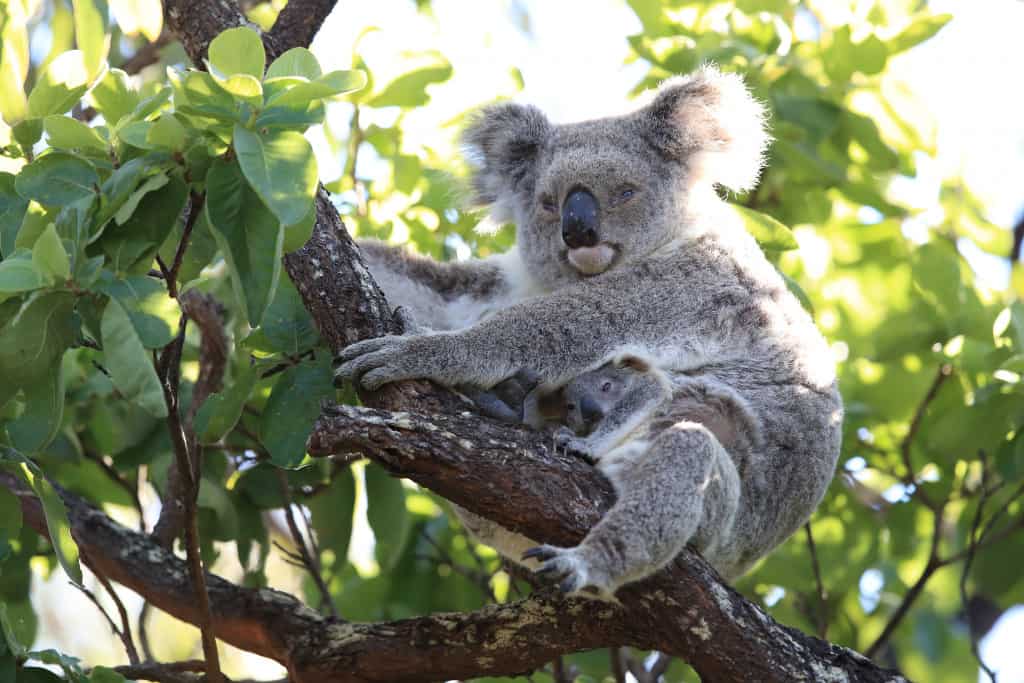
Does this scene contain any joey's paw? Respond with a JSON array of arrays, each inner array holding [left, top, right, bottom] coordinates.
[[522, 545, 618, 601], [553, 428, 596, 463]]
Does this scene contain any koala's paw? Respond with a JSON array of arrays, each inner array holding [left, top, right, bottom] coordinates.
[[553, 428, 596, 463], [334, 333, 452, 390], [522, 545, 618, 602]]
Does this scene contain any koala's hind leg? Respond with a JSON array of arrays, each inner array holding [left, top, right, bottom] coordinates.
[[525, 422, 740, 598]]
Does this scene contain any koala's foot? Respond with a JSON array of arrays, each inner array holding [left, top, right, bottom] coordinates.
[[553, 427, 596, 463], [522, 545, 619, 602]]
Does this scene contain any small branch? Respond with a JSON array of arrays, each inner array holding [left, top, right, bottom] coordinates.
[[119, 31, 175, 75], [959, 452, 998, 683], [89, 554, 141, 665], [804, 522, 829, 639], [609, 648, 627, 683], [276, 470, 338, 618], [113, 660, 205, 683], [898, 364, 952, 510], [1011, 213, 1024, 263], [167, 193, 206, 299], [865, 504, 945, 659]]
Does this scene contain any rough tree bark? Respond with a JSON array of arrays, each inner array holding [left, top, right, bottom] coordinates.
[[0, 1, 913, 681]]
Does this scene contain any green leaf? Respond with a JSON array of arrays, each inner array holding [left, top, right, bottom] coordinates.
[[95, 273, 176, 348], [7, 367, 65, 453], [7, 454, 82, 584], [255, 276, 317, 355], [367, 59, 452, 108], [194, 364, 257, 442], [12, 118, 42, 153], [0, 253, 43, 295], [71, 0, 110, 78], [97, 174, 187, 273], [365, 464, 411, 571], [266, 47, 321, 80], [112, 172, 169, 226], [15, 153, 98, 206], [887, 14, 952, 55], [308, 465, 356, 565], [0, 173, 29, 257], [0, 7, 29, 123], [88, 666, 128, 683], [253, 100, 324, 131], [43, 115, 107, 151], [0, 486, 22, 538], [232, 126, 317, 226], [212, 73, 263, 106], [258, 354, 334, 468], [31, 224, 71, 284], [145, 112, 187, 151], [109, 0, 162, 42], [89, 68, 138, 126], [0, 292, 77, 387], [730, 204, 798, 251], [207, 26, 265, 78], [266, 70, 366, 108], [625, 0, 663, 35], [205, 157, 283, 326], [27, 50, 92, 118], [101, 297, 168, 418], [282, 200, 315, 253]]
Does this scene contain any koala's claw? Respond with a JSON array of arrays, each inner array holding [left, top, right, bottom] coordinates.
[[334, 336, 417, 390], [523, 545, 617, 601], [553, 428, 596, 463]]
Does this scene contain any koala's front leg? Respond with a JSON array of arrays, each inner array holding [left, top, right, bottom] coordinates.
[[525, 422, 740, 598]]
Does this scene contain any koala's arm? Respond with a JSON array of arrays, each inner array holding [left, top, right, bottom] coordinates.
[[557, 385, 669, 460], [526, 421, 741, 598], [356, 239, 517, 332], [336, 273, 677, 391]]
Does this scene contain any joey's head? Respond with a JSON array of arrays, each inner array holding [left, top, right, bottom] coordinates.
[[462, 65, 769, 287], [562, 354, 670, 436]]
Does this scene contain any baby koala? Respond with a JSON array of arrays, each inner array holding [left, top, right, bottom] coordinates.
[[523, 351, 762, 599]]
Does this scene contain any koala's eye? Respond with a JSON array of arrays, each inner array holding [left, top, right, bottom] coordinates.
[[621, 188, 635, 200], [601, 381, 613, 392], [540, 196, 558, 214], [612, 186, 638, 207]]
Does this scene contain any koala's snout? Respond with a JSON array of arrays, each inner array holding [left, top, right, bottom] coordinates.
[[579, 396, 604, 429], [562, 188, 600, 249]]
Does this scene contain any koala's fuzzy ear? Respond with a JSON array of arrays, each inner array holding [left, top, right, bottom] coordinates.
[[615, 354, 652, 373], [640, 65, 769, 193], [461, 102, 552, 223]]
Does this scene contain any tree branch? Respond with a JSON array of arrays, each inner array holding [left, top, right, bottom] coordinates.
[[264, 0, 338, 61]]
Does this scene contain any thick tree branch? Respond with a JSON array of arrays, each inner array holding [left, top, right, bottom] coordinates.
[[264, 0, 338, 61]]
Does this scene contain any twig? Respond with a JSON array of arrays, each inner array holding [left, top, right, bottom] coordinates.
[[803, 522, 829, 639], [157, 318, 223, 683], [167, 193, 206, 298], [898, 364, 952, 510], [610, 647, 627, 683], [139, 601, 155, 662], [275, 470, 338, 618], [551, 656, 571, 683], [865, 504, 945, 658], [119, 32, 175, 75], [89, 555, 141, 665], [959, 452, 998, 683]]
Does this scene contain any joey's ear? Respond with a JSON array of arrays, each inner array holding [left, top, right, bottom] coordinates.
[[461, 102, 552, 222], [640, 64, 769, 192], [615, 354, 651, 373]]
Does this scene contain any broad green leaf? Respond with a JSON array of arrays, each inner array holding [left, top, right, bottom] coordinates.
[[0, 253, 42, 295], [365, 464, 411, 571], [89, 68, 138, 126], [0, 486, 21, 538], [308, 465, 356, 565], [212, 72, 262, 105], [27, 50, 91, 118], [8, 367, 65, 452], [282, 200, 315, 253], [266, 47, 321, 80], [88, 666, 128, 683], [15, 153, 98, 206], [205, 157, 283, 326], [98, 175, 187, 273], [109, 0, 162, 42], [625, 0, 663, 35], [12, 117, 42, 152], [194, 364, 257, 442], [145, 112, 187, 151], [11, 455, 82, 584], [112, 172, 168, 225], [0, 292, 77, 386], [258, 354, 334, 468], [207, 26, 265, 78], [367, 59, 452, 108], [95, 273, 177, 348], [43, 115, 107, 151], [0, 7, 29, 123], [31, 224, 70, 284], [887, 14, 952, 55], [180, 71, 238, 121], [117, 120, 154, 149], [731, 204, 799, 251], [233, 126, 317, 226], [71, 0, 110, 78], [256, 277, 317, 355], [254, 100, 324, 131], [266, 70, 366, 108], [0, 173, 28, 257], [101, 297, 168, 418]]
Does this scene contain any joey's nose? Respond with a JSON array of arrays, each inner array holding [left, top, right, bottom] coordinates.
[[579, 396, 604, 427], [562, 188, 599, 249]]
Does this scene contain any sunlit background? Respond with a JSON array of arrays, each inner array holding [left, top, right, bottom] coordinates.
[[14, 1, 1024, 681]]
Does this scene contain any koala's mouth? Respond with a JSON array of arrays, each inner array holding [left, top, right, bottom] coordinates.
[[566, 244, 617, 276]]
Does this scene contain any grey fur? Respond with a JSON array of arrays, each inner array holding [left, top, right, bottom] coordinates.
[[336, 65, 842, 590]]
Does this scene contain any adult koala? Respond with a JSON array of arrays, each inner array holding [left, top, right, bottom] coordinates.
[[336, 65, 843, 586]]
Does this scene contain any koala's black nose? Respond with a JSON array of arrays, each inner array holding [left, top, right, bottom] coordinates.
[[562, 188, 600, 249], [579, 396, 604, 427]]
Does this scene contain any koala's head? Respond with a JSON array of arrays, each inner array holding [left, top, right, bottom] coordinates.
[[562, 353, 670, 435], [462, 65, 769, 287]]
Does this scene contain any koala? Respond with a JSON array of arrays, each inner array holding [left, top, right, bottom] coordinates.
[[524, 351, 766, 597], [336, 65, 843, 586]]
